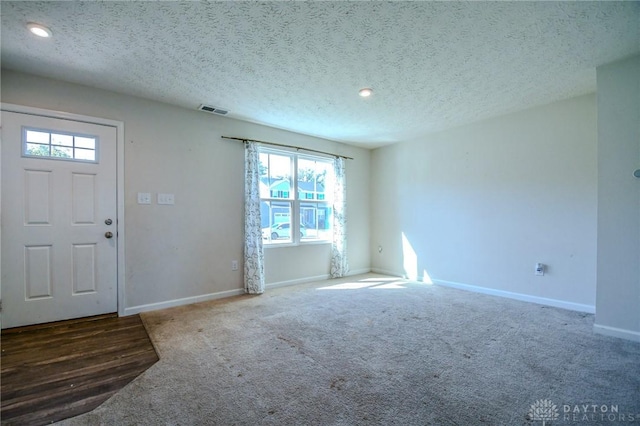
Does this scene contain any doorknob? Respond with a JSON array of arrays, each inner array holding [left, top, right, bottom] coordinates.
[[105, 231, 113, 239], [634, 169, 640, 178]]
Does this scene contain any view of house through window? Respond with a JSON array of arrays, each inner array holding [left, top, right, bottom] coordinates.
[[259, 148, 333, 244]]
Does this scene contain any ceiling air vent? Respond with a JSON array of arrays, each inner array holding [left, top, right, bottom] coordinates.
[[198, 104, 229, 115]]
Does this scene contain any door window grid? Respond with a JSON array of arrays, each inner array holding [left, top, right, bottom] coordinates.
[[22, 127, 99, 163]]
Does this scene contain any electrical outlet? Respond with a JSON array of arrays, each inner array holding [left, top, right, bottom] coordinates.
[[231, 260, 238, 271]]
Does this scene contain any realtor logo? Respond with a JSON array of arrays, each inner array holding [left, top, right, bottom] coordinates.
[[529, 399, 560, 425]]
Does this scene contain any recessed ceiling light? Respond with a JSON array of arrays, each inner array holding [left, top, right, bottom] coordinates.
[[358, 88, 373, 98], [27, 22, 52, 38]]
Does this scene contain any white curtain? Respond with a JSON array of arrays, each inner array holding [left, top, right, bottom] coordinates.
[[330, 157, 348, 278], [244, 141, 265, 294]]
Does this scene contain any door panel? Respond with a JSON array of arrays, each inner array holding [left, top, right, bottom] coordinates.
[[1, 111, 118, 328]]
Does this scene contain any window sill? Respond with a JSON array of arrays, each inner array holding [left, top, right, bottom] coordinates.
[[263, 240, 331, 249]]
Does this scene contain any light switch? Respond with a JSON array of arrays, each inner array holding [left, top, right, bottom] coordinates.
[[137, 192, 151, 204], [157, 193, 175, 205]]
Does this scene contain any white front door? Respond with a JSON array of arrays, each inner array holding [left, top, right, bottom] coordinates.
[[1, 111, 118, 328]]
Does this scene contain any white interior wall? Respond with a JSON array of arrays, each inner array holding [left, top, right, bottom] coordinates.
[[4, 63, 638, 341], [371, 94, 598, 311], [0, 70, 371, 313], [595, 54, 640, 342]]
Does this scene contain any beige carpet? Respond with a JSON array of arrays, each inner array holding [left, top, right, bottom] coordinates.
[[57, 274, 640, 425]]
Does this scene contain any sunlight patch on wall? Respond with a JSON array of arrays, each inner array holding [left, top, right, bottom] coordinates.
[[402, 232, 434, 284], [402, 232, 418, 281]]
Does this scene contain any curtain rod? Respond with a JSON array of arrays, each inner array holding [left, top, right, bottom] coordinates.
[[221, 136, 354, 160]]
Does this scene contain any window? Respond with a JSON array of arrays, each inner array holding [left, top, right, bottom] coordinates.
[[22, 127, 98, 162], [259, 148, 334, 245]]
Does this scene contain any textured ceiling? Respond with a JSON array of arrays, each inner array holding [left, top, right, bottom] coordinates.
[[1, 1, 639, 148]]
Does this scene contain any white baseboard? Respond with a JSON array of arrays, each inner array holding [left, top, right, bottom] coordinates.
[[267, 274, 330, 289], [346, 268, 373, 276], [124, 269, 375, 315], [434, 279, 595, 314], [369, 268, 595, 314], [266, 268, 374, 290], [123, 288, 245, 316], [371, 267, 404, 277], [593, 323, 640, 342]]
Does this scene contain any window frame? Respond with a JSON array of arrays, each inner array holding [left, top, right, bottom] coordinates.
[[22, 126, 100, 163], [258, 147, 334, 247]]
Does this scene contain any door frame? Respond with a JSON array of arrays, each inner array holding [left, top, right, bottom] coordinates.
[[1, 103, 126, 318]]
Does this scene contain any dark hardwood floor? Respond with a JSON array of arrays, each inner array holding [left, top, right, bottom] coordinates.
[[1, 314, 159, 426]]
